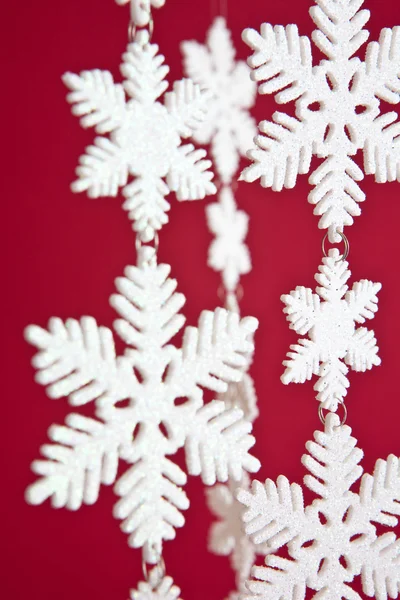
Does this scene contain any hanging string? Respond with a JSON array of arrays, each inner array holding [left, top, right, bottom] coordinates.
[[211, 0, 228, 19]]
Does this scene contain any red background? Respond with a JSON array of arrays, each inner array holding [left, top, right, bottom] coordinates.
[[4, 1, 400, 598]]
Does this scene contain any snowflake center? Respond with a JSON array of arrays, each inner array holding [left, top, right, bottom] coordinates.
[[112, 102, 180, 177], [312, 302, 355, 357]]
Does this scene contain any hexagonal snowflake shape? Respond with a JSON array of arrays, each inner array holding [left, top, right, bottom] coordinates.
[[281, 249, 381, 409], [241, 0, 400, 241], [182, 17, 257, 184], [64, 41, 217, 239], [238, 413, 400, 600]]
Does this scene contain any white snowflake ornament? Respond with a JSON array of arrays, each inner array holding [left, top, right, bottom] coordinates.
[[206, 186, 251, 293], [238, 412, 400, 600], [182, 17, 257, 184], [63, 42, 216, 240], [25, 256, 260, 561], [131, 568, 182, 600], [281, 249, 381, 410], [241, 0, 400, 241], [115, 0, 166, 28], [207, 474, 269, 598]]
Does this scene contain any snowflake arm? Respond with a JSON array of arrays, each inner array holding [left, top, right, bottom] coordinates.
[[310, 0, 370, 61], [345, 327, 381, 372], [244, 557, 308, 600], [121, 43, 169, 104], [122, 177, 171, 233], [115, 0, 166, 28], [167, 144, 217, 200], [281, 286, 321, 335], [238, 477, 306, 549], [360, 455, 400, 528], [281, 339, 320, 385], [26, 413, 130, 509], [164, 79, 211, 138], [314, 250, 351, 302], [113, 453, 189, 556], [185, 402, 260, 485], [25, 316, 134, 405], [242, 24, 313, 103], [364, 113, 400, 184], [110, 262, 186, 354], [240, 113, 314, 190], [71, 137, 129, 198], [309, 156, 366, 243], [365, 26, 400, 104], [346, 279, 382, 323], [178, 308, 258, 395], [361, 534, 400, 600], [314, 358, 350, 409], [63, 70, 127, 133]]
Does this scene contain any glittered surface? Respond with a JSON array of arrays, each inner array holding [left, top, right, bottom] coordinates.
[[241, 0, 400, 242], [281, 248, 381, 409]]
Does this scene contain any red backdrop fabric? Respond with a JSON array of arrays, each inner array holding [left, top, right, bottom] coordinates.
[[4, 1, 400, 598]]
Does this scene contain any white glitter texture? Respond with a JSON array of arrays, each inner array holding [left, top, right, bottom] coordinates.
[[238, 412, 400, 600], [130, 568, 182, 600], [25, 259, 260, 560], [182, 17, 257, 185], [241, 0, 400, 242], [281, 248, 381, 410], [115, 0, 166, 28], [206, 186, 251, 293], [63, 42, 216, 240]]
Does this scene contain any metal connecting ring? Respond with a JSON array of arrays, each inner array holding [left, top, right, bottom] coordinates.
[[322, 231, 350, 262], [142, 554, 166, 586], [218, 283, 244, 310], [128, 15, 154, 44], [318, 402, 348, 427], [136, 231, 159, 255]]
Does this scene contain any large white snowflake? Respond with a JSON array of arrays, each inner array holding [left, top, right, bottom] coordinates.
[[25, 255, 260, 560], [182, 17, 257, 185], [241, 0, 400, 241], [238, 412, 400, 600], [206, 186, 251, 293], [63, 41, 216, 240], [281, 248, 381, 410]]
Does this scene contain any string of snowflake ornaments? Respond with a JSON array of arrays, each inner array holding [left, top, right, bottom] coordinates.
[[24, 0, 400, 599], [231, 1, 400, 599], [24, 1, 262, 598]]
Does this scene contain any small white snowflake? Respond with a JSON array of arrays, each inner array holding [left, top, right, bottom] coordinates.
[[182, 17, 257, 184], [207, 474, 269, 598], [115, 0, 165, 27], [131, 568, 182, 600], [25, 256, 260, 561], [281, 248, 381, 410], [241, 0, 400, 241], [64, 42, 216, 240], [238, 412, 400, 600], [206, 186, 251, 293]]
